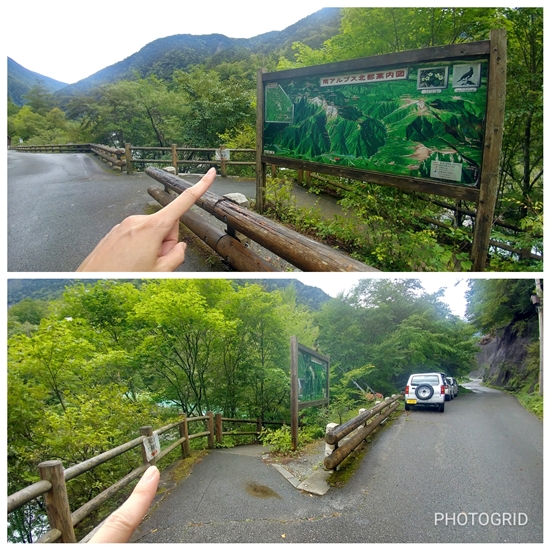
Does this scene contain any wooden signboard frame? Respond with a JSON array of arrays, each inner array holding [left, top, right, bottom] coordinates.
[[256, 29, 506, 271], [290, 336, 330, 451]]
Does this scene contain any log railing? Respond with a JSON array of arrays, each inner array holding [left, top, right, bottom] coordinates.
[[7, 413, 279, 543], [13, 143, 90, 154], [145, 166, 378, 272], [14, 143, 254, 177], [324, 395, 402, 471]]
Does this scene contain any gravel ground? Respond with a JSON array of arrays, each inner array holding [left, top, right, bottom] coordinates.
[[262, 440, 326, 481]]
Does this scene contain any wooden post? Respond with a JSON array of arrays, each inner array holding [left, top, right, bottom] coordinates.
[[219, 145, 227, 177], [256, 417, 262, 442], [207, 412, 215, 449], [471, 28, 507, 271], [124, 143, 134, 176], [305, 171, 312, 186], [140, 426, 153, 464], [256, 68, 267, 213], [297, 170, 303, 185], [171, 144, 178, 174], [38, 461, 77, 543], [290, 336, 299, 452], [215, 413, 223, 445], [179, 415, 190, 458]]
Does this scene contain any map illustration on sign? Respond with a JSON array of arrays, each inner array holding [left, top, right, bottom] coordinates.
[[265, 83, 294, 123], [264, 59, 488, 186], [297, 345, 328, 403]]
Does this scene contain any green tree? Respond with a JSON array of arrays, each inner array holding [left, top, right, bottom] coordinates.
[[497, 8, 543, 231], [316, 279, 477, 395], [23, 83, 57, 115], [10, 104, 47, 141], [172, 67, 255, 147], [9, 318, 97, 411], [132, 279, 234, 415], [465, 279, 538, 334]]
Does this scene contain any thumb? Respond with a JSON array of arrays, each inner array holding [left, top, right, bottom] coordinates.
[[155, 241, 187, 272]]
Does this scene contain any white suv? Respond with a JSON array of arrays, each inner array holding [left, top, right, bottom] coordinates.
[[404, 372, 446, 413]]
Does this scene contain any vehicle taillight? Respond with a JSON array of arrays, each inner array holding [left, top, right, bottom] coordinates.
[[405, 385, 409, 394], [441, 385, 445, 395]]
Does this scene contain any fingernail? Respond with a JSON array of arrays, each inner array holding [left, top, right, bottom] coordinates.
[[142, 466, 158, 482]]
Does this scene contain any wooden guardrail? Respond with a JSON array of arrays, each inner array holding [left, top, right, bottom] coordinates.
[[324, 395, 402, 470], [13, 143, 255, 176], [13, 143, 90, 153], [146, 167, 378, 272], [7, 413, 280, 543], [125, 144, 255, 177]]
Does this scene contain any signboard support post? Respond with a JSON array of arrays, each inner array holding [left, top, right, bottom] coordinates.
[[256, 68, 267, 213], [471, 28, 507, 271], [290, 336, 299, 451]]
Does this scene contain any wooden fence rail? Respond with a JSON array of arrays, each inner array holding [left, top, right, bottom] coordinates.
[[146, 166, 377, 272], [7, 413, 280, 543], [324, 395, 402, 471], [14, 143, 255, 177]]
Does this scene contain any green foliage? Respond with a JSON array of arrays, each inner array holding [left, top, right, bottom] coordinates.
[[258, 425, 323, 455], [517, 392, 543, 419], [8, 277, 526, 540], [315, 279, 477, 394], [465, 279, 538, 334], [8, 8, 541, 271], [259, 425, 295, 454]]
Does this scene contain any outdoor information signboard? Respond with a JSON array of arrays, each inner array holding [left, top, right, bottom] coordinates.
[[290, 336, 330, 450], [256, 30, 506, 271], [264, 60, 487, 187]]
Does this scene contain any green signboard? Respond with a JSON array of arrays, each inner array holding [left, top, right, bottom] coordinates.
[[297, 344, 329, 404], [264, 58, 488, 187]]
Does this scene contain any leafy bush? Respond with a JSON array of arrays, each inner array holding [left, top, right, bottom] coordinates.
[[258, 425, 325, 455], [258, 425, 294, 454]]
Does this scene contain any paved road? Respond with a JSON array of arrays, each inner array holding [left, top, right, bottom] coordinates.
[[7, 151, 256, 272], [132, 385, 542, 543]]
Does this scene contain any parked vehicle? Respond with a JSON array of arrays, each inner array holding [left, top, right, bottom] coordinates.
[[440, 372, 451, 401], [404, 372, 446, 412], [447, 377, 458, 399]]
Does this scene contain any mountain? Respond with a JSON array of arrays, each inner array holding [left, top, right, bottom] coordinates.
[[8, 57, 68, 106], [53, 8, 341, 99], [8, 278, 332, 310], [7, 279, 76, 305], [240, 279, 332, 310]]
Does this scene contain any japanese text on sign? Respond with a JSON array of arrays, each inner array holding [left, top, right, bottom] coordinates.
[[320, 69, 408, 87]]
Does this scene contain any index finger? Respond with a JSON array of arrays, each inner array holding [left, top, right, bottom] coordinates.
[[155, 167, 216, 222]]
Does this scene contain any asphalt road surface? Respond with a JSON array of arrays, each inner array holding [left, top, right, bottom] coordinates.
[[7, 151, 256, 272], [132, 382, 542, 543]]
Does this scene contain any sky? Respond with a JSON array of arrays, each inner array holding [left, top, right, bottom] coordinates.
[[4, 1, 342, 84], [293, 273, 471, 318]]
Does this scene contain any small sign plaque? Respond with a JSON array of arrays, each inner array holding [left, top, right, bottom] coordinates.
[[143, 432, 161, 461]]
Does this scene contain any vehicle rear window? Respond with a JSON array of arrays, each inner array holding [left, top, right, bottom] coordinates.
[[411, 375, 439, 385]]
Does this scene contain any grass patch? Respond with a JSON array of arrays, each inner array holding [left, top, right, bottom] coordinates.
[[457, 385, 474, 395], [515, 391, 543, 419], [327, 442, 368, 488], [168, 449, 210, 483]]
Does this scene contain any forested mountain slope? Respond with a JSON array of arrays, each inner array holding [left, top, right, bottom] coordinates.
[[8, 57, 68, 106], [53, 8, 341, 97]]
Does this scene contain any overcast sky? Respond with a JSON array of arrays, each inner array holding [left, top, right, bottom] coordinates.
[[4, 1, 347, 84], [293, 274, 471, 318]]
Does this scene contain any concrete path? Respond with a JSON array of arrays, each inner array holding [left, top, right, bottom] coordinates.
[[129, 387, 542, 544], [8, 151, 351, 272]]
